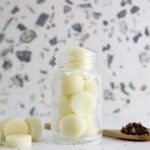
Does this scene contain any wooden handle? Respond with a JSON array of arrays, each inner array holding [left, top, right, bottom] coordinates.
[[103, 129, 120, 137], [44, 122, 51, 130]]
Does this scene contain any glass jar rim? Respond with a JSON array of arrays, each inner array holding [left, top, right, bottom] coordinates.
[[55, 47, 97, 69]]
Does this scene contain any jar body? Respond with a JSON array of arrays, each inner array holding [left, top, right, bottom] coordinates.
[[51, 68, 102, 144]]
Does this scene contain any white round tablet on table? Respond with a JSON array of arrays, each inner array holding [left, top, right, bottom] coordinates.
[[5, 135, 32, 148]]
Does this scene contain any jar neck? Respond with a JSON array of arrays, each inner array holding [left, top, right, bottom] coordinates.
[[55, 48, 96, 71]]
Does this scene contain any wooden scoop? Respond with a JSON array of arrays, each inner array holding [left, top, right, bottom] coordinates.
[[103, 129, 150, 141]]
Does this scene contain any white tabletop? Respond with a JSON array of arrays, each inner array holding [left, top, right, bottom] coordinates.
[[0, 114, 150, 150], [0, 129, 150, 150]]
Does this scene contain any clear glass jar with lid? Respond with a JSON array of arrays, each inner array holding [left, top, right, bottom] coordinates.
[[51, 47, 102, 144]]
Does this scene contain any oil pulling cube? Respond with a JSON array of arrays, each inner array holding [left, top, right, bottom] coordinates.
[[68, 48, 87, 64], [84, 125, 98, 137], [25, 117, 42, 141], [61, 74, 84, 95], [84, 115, 98, 136], [59, 114, 87, 138], [58, 95, 72, 116], [71, 91, 97, 115], [84, 80, 98, 97], [4, 119, 28, 137], [0, 117, 15, 140], [68, 48, 91, 69]]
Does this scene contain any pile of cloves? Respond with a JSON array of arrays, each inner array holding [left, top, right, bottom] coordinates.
[[121, 122, 150, 135]]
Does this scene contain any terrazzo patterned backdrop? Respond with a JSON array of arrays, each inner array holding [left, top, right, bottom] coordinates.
[[0, 0, 150, 118]]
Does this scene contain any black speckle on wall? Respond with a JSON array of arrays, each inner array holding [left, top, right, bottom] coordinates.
[[0, 45, 14, 57], [16, 50, 32, 62], [36, 13, 49, 26], [17, 23, 26, 31], [103, 20, 108, 26], [118, 20, 128, 35], [80, 33, 89, 42], [3, 17, 13, 31], [110, 82, 115, 89], [104, 89, 115, 100], [38, 78, 45, 84], [112, 72, 116, 77], [117, 9, 127, 19], [11, 6, 19, 14], [20, 103, 25, 108], [92, 12, 101, 19], [144, 45, 150, 50], [40, 93, 45, 98], [139, 52, 150, 64], [26, 5, 36, 14], [63, 5, 71, 13], [120, 0, 132, 6], [24, 74, 29, 81], [71, 23, 82, 33], [29, 107, 36, 116], [113, 108, 120, 113], [126, 99, 130, 104], [37, 0, 45, 4], [133, 32, 142, 43], [145, 27, 149, 36], [20, 29, 37, 43], [78, 3, 92, 8], [129, 82, 135, 90], [107, 54, 113, 68], [65, 0, 73, 5], [0, 33, 5, 42], [130, 5, 140, 14], [40, 70, 47, 74], [49, 36, 57, 45], [11, 74, 24, 87], [49, 55, 56, 66], [2, 59, 12, 70], [120, 82, 129, 95], [103, 44, 110, 52], [119, 65, 123, 69]]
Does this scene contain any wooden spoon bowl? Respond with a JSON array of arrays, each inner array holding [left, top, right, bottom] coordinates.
[[103, 129, 150, 141]]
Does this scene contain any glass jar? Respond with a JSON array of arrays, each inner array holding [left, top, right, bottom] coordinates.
[[51, 48, 102, 144]]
